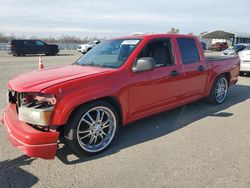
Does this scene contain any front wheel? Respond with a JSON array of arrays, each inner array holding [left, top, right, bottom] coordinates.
[[47, 51, 55, 56], [239, 72, 245, 76], [64, 101, 119, 155], [207, 75, 228, 104]]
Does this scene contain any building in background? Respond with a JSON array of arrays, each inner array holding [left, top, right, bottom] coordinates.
[[200, 30, 250, 49]]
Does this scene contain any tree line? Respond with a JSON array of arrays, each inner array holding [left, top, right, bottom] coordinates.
[[0, 29, 207, 43], [0, 32, 100, 43]]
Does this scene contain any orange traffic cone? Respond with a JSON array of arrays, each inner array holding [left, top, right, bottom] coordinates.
[[38, 55, 44, 70]]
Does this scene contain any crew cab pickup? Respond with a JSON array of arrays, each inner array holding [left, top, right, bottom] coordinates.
[[1, 34, 240, 159]]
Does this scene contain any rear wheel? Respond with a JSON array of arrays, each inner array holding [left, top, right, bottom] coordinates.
[[16, 51, 25, 57], [239, 72, 245, 76], [207, 75, 228, 104], [46, 49, 56, 56], [64, 101, 119, 155]]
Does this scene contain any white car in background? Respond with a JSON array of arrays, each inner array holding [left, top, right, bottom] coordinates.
[[239, 45, 250, 74], [77, 40, 102, 54], [223, 43, 248, 55]]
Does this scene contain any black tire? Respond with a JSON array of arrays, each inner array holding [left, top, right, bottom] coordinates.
[[239, 72, 245, 76], [207, 75, 228, 104], [51, 50, 56, 56], [45, 49, 50, 56], [64, 100, 119, 155], [16, 51, 25, 57], [46, 49, 56, 56]]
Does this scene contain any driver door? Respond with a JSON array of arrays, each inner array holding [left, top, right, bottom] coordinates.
[[128, 38, 183, 119]]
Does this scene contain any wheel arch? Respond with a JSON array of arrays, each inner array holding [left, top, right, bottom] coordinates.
[[205, 71, 231, 97], [223, 72, 231, 85], [205, 72, 231, 97], [61, 96, 123, 127]]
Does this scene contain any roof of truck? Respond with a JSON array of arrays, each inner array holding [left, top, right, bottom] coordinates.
[[114, 33, 197, 40]]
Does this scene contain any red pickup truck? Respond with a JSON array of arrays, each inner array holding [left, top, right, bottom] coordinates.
[[1, 34, 240, 159]]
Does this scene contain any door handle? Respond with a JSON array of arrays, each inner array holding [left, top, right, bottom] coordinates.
[[197, 65, 205, 71], [170, 70, 179, 77]]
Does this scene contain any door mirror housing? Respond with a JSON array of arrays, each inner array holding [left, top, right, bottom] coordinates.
[[132, 57, 156, 72]]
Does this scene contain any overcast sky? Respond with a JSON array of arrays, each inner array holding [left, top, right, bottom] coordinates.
[[0, 0, 250, 38]]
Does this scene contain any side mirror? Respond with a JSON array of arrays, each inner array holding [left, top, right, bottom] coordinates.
[[132, 57, 156, 72]]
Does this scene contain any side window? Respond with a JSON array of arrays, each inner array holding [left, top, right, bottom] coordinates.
[[177, 38, 200, 64], [138, 39, 175, 67], [25, 40, 36, 45], [12, 40, 24, 45], [36, 41, 45, 46]]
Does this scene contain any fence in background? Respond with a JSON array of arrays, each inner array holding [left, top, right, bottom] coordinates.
[[0, 43, 7, 50], [0, 43, 80, 51]]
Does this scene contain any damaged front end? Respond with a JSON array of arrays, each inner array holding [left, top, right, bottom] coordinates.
[[2, 90, 60, 159], [13, 92, 56, 127]]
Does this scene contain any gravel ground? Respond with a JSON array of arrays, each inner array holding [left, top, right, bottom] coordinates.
[[0, 50, 250, 188]]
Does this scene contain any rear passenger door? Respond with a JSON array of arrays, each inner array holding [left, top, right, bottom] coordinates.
[[176, 38, 208, 101], [25, 40, 37, 54]]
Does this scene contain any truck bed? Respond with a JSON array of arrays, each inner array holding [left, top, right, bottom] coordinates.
[[205, 54, 238, 61]]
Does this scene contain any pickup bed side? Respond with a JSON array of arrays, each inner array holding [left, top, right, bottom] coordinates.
[[204, 56, 240, 97]]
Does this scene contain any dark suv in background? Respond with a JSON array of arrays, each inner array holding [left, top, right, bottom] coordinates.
[[7, 40, 59, 56]]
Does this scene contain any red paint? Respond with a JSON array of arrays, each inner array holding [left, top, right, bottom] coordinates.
[[2, 34, 240, 159], [2, 103, 59, 159]]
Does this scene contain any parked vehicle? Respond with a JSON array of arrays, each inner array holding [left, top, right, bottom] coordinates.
[[211, 42, 228, 51], [7, 40, 59, 56], [238, 45, 250, 74], [223, 43, 249, 55], [2, 34, 240, 159], [200, 41, 207, 51], [77, 40, 102, 54]]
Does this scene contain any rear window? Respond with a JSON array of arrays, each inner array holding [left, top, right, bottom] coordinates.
[[10, 40, 24, 45], [25, 40, 36, 45], [177, 38, 200, 64]]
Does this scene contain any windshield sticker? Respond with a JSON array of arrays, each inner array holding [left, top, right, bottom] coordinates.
[[121, 40, 140, 45]]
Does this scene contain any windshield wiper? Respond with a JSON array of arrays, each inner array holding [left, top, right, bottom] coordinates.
[[76, 61, 117, 69], [83, 61, 94, 66], [82, 62, 106, 68], [100, 64, 117, 68]]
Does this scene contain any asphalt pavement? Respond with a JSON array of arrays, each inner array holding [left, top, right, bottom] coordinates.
[[0, 50, 250, 188]]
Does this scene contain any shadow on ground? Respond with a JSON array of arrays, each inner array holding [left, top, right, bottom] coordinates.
[[57, 84, 250, 164], [0, 155, 37, 187]]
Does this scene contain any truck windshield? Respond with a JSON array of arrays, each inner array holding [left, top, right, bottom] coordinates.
[[75, 39, 141, 68]]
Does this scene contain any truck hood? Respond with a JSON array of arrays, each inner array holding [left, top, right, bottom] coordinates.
[[8, 65, 113, 92]]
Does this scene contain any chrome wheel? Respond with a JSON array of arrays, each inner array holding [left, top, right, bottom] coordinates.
[[215, 77, 228, 103], [76, 106, 117, 153]]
